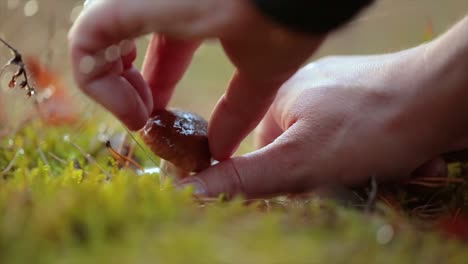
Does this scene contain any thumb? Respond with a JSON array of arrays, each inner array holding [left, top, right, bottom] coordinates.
[[178, 122, 318, 198]]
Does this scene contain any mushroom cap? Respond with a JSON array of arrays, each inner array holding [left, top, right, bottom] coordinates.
[[140, 109, 211, 173]]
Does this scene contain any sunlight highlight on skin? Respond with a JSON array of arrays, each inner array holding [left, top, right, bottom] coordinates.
[[79, 55, 96, 75], [119, 39, 134, 56], [23, 0, 39, 17], [83, 0, 98, 9], [105, 45, 121, 62]]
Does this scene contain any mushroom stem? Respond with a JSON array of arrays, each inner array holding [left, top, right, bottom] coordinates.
[[160, 159, 191, 180]]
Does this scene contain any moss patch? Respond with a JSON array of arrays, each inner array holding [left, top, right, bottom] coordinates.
[[0, 119, 466, 264]]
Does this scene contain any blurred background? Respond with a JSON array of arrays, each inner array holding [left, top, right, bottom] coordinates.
[[0, 0, 467, 153]]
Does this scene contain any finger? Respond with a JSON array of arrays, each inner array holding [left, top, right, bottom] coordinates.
[[254, 108, 283, 149], [68, 0, 209, 127], [210, 31, 323, 160], [81, 67, 150, 131], [179, 121, 320, 198], [120, 39, 137, 69], [411, 157, 447, 178], [69, 0, 232, 60], [119, 39, 154, 115], [122, 67, 153, 115], [70, 0, 201, 51], [209, 71, 284, 160], [70, 43, 150, 130], [142, 35, 201, 111]]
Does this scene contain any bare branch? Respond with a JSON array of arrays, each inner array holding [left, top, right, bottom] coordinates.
[[0, 37, 37, 97]]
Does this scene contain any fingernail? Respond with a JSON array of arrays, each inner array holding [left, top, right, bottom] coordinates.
[[176, 179, 207, 196], [83, 0, 95, 8]]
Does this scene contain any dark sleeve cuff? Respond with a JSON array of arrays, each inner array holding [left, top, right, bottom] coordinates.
[[251, 0, 375, 35]]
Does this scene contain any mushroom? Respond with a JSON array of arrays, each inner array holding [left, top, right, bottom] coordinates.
[[140, 109, 212, 179]]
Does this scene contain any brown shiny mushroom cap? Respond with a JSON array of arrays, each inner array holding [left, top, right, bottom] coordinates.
[[140, 109, 211, 173]]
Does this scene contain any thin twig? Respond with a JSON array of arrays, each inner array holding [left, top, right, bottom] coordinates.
[[406, 177, 466, 183], [0, 37, 17, 51], [47, 151, 66, 164], [105, 140, 143, 171], [0, 37, 37, 97], [365, 176, 378, 213], [453, 208, 462, 223], [405, 177, 466, 188], [65, 135, 112, 181], [37, 147, 54, 176], [37, 147, 49, 166], [122, 124, 158, 166], [125, 139, 136, 168], [1, 148, 23, 178]]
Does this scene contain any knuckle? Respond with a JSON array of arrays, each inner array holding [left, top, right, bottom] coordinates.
[[268, 137, 312, 191], [225, 159, 247, 197]]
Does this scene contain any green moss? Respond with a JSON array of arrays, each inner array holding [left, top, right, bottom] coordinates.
[[0, 119, 467, 264]]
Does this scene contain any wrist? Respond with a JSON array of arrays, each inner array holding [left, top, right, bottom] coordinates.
[[389, 16, 468, 156], [423, 16, 468, 145]]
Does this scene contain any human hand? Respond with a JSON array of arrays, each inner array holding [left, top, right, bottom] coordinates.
[[68, 0, 323, 161], [177, 37, 468, 198]]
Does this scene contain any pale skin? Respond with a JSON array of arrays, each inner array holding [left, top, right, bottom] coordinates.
[[68, 1, 468, 198], [68, 0, 322, 159], [186, 15, 468, 198]]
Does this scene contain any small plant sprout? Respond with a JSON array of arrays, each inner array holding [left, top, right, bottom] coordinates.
[[0, 37, 79, 127], [1, 148, 24, 179], [64, 134, 112, 181], [0, 37, 37, 97], [405, 176, 466, 188], [105, 140, 143, 171]]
